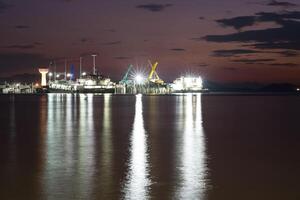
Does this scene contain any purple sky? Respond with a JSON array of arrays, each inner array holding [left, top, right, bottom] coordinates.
[[0, 0, 300, 83]]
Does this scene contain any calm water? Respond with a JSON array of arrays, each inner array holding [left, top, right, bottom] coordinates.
[[0, 94, 299, 200]]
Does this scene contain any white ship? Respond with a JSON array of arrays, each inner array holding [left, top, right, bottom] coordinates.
[[49, 74, 115, 93], [171, 76, 205, 92]]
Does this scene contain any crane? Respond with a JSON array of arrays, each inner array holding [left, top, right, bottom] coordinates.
[[120, 64, 133, 85], [147, 60, 164, 84]]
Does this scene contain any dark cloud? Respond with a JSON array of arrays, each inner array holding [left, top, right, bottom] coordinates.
[[101, 41, 122, 45], [213, 11, 300, 30], [277, 50, 299, 57], [80, 38, 89, 43], [267, 0, 297, 7], [203, 11, 300, 50], [3, 44, 36, 49], [244, 41, 300, 50], [232, 58, 275, 64], [269, 63, 298, 67], [15, 25, 30, 29], [0, 1, 12, 14], [198, 64, 208, 67], [199, 16, 205, 20], [114, 56, 131, 60], [216, 16, 256, 30], [212, 49, 260, 57], [170, 48, 185, 51], [136, 4, 172, 12], [0, 53, 49, 74]]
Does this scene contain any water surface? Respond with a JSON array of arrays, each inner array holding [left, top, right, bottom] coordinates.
[[0, 94, 299, 200]]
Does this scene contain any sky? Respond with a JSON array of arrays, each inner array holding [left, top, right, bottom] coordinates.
[[0, 0, 300, 83]]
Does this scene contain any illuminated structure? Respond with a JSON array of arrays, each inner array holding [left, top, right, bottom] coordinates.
[[91, 54, 97, 75], [172, 76, 203, 92], [147, 61, 164, 84], [120, 64, 133, 85], [39, 68, 49, 87], [135, 74, 145, 84]]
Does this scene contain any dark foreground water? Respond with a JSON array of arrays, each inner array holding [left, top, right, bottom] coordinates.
[[0, 94, 300, 200]]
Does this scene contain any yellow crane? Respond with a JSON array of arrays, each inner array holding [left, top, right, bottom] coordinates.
[[147, 60, 164, 84]]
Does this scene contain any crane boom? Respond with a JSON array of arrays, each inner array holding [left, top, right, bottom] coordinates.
[[148, 61, 158, 80], [120, 64, 133, 84]]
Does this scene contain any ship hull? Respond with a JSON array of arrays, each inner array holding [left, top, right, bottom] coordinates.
[[48, 87, 115, 93]]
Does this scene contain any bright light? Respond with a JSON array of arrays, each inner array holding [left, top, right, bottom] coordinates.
[[56, 74, 60, 78], [82, 72, 87, 76], [67, 73, 72, 77], [172, 76, 203, 91], [135, 74, 145, 84], [35, 83, 39, 87], [48, 72, 53, 77]]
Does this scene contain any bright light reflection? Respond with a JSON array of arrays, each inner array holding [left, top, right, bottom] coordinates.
[[99, 94, 113, 191], [44, 94, 95, 199], [176, 93, 207, 199], [78, 94, 95, 199], [123, 94, 151, 200]]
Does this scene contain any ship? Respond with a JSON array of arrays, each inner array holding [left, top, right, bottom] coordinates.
[[48, 55, 116, 93], [171, 76, 208, 93], [48, 74, 115, 93]]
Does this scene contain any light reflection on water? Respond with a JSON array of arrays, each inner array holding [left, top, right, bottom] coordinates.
[[2, 94, 300, 200], [122, 94, 151, 200], [45, 94, 96, 199], [98, 93, 114, 197], [44, 94, 207, 199], [176, 94, 207, 199], [78, 94, 95, 199]]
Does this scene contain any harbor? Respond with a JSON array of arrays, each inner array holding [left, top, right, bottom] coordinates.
[[0, 56, 205, 94]]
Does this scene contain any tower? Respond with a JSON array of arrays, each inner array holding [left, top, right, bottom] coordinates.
[[39, 68, 49, 87], [91, 54, 97, 75]]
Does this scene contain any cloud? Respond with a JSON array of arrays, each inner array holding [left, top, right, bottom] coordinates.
[[0, 1, 12, 14], [15, 25, 30, 29], [170, 48, 185, 51], [197, 63, 208, 67], [216, 16, 256, 30], [267, 0, 297, 7], [212, 49, 260, 57], [101, 41, 122, 45], [199, 16, 205, 20], [232, 58, 275, 64], [80, 38, 89, 43], [244, 41, 300, 50], [3, 44, 36, 49], [268, 62, 298, 67], [203, 11, 300, 50], [136, 4, 172, 12], [277, 50, 299, 57], [0, 52, 49, 74], [213, 11, 300, 30]]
